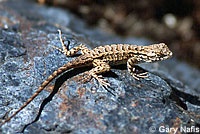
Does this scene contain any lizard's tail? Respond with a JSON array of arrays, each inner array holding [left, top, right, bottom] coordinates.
[[0, 61, 75, 127]]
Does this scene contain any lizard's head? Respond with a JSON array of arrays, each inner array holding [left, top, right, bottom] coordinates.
[[144, 43, 173, 62]]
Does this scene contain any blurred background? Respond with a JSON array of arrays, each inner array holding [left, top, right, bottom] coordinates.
[[37, 0, 200, 69], [1, 1, 199, 133]]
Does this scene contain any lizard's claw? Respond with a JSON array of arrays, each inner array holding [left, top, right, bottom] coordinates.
[[81, 72, 110, 87], [81, 72, 114, 95], [51, 45, 63, 53], [96, 75, 110, 87], [131, 72, 148, 80]]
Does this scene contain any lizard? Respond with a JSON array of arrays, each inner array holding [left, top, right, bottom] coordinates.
[[0, 30, 173, 126]]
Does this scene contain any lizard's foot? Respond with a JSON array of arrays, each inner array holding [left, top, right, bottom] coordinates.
[[51, 30, 70, 56], [94, 75, 110, 87], [52, 30, 76, 56], [81, 72, 110, 87], [131, 72, 148, 80], [51, 45, 64, 53], [81, 72, 115, 95]]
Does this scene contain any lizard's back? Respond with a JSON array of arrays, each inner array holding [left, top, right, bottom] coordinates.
[[90, 44, 140, 65]]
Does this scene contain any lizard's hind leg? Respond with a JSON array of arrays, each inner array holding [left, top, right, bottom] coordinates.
[[82, 59, 111, 87], [52, 30, 91, 57]]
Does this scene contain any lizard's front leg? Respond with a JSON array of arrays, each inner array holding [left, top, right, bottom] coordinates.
[[52, 30, 91, 56], [127, 57, 148, 80], [83, 59, 111, 87]]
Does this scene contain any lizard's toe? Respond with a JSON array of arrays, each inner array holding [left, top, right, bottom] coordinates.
[[97, 76, 110, 87], [131, 72, 149, 80]]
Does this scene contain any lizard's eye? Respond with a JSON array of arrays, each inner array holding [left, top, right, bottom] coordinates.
[[160, 49, 166, 56]]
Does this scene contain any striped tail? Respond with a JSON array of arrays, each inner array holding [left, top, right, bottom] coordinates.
[[0, 61, 76, 126]]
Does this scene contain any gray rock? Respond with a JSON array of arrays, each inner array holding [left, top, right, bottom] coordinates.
[[0, 0, 199, 134]]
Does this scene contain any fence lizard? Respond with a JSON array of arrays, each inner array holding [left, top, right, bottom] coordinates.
[[0, 30, 172, 126]]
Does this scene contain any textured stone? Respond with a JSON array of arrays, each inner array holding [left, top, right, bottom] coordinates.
[[0, 0, 199, 134]]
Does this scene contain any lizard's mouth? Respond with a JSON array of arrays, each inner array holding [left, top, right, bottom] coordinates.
[[169, 51, 173, 57], [146, 51, 173, 62], [159, 50, 173, 61], [161, 54, 172, 61], [164, 50, 173, 59]]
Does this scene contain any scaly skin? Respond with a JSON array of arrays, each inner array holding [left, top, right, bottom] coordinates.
[[0, 30, 172, 126]]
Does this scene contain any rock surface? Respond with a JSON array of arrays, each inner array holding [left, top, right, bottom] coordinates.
[[0, 0, 199, 134]]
